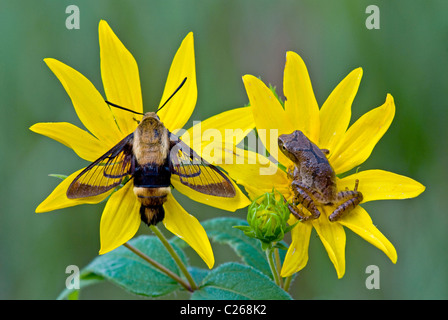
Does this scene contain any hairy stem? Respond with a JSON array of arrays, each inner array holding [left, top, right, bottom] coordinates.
[[123, 242, 193, 292], [150, 225, 198, 291], [274, 248, 284, 288], [266, 248, 281, 286], [283, 275, 293, 292]]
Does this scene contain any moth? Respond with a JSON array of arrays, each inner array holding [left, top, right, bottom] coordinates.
[[67, 78, 236, 225]]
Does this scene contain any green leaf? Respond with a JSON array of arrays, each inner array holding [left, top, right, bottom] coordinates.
[[172, 217, 292, 283], [202, 218, 273, 277], [48, 173, 68, 180], [69, 235, 188, 298], [191, 262, 292, 300], [187, 266, 209, 285]]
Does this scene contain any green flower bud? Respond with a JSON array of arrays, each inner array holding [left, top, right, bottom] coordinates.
[[235, 189, 296, 250]]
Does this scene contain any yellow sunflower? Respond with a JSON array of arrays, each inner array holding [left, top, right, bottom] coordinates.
[[221, 51, 425, 278], [30, 20, 250, 269]]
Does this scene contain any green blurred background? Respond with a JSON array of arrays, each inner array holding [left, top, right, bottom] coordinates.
[[1, 0, 446, 299]]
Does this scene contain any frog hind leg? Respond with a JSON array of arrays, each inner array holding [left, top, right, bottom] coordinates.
[[329, 179, 363, 222], [287, 203, 317, 222], [289, 181, 321, 221]]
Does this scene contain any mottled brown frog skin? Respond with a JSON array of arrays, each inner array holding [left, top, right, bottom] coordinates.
[[278, 130, 363, 222]]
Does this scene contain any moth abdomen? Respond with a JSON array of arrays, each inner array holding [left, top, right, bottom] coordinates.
[[133, 186, 170, 225], [139, 205, 165, 226]]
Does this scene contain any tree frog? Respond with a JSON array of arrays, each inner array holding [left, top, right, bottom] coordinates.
[[278, 130, 363, 222]]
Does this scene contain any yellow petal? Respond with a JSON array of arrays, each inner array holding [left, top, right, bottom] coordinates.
[[280, 220, 312, 277], [338, 170, 425, 203], [338, 206, 397, 263], [157, 32, 197, 131], [329, 94, 395, 174], [171, 176, 250, 211], [35, 168, 112, 213], [312, 206, 346, 278], [283, 51, 320, 142], [163, 194, 214, 269], [44, 58, 122, 147], [219, 147, 291, 200], [30, 122, 108, 162], [99, 20, 143, 136], [99, 182, 141, 254], [242, 74, 295, 166], [319, 68, 363, 152], [181, 106, 255, 153]]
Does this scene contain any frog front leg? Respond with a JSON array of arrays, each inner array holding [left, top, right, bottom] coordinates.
[[329, 180, 363, 221], [321, 148, 330, 155], [286, 165, 299, 180], [289, 181, 322, 221]]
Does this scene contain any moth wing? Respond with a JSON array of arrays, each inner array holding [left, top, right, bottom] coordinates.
[[169, 134, 236, 197], [67, 133, 135, 198]]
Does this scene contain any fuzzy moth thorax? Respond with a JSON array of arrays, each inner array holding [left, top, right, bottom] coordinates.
[[133, 112, 170, 166]]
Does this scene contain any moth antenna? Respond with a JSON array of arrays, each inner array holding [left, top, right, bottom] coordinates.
[[157, 77, 187, 112], [105, 101, 145, 115], [106, 77, 186, 115]]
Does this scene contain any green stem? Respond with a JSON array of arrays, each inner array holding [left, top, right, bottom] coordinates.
[[266, 248, 280, 286], [283, 276, 293, 292], [274, 248, 284, 288], [150, 225, 198, 291], [123, 242, 193, 292]]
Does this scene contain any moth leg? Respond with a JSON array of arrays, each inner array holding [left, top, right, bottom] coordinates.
[[329, 179, 363, 222], [290, 181, 321, 220], [133, 117, 140, 124]]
